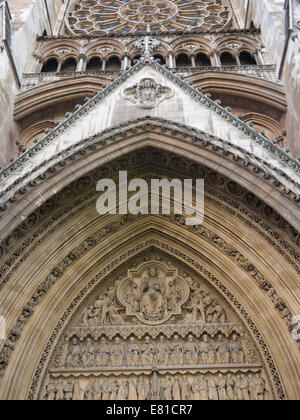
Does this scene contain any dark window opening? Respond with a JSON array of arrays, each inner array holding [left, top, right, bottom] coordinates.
[[105, 56, 121, 71], [195, 53, 211, 67], [41, 58, 58, 73], [61, 58, 77, 72], [239, 51, 257, 65], [220, 53, 237, 66], [176, 53, 191, 68], [86, 57, 102, 71]]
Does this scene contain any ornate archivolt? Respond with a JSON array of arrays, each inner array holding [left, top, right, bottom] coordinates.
[[64, 0, 233, 36], [0, 148, 299, 400], [42, 255, 273, 401]]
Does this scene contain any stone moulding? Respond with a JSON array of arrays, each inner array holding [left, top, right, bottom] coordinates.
[[0, 54, 299, 204], [24, 238, 284, 400], [0, 118, 299, 225], [0, 200, 296, 398]]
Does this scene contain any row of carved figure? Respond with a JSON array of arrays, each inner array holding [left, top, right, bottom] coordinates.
[[44, 372, 269, 401], [65, 333, 245, 368], [80, 279, 227, 326]]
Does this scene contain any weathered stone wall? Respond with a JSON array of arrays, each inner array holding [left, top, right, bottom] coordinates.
[[0, 0, 64, 164], [231, 0, 300, 155]]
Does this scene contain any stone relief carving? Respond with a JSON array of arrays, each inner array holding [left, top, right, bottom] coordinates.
[[40, 256, 274, 400], [43, 371, 270, 401], [121, 78, 174, 109]]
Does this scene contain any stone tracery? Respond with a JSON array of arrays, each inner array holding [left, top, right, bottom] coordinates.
[[65, 0, 233, 36]]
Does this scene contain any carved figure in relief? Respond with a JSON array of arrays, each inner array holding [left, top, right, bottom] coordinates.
[[229, 334, 244, 364], [126, 280, 141, 312], [102, 380, 111, 400], [140, 268, 166, 319], [127, 337, 140, 366], [167, 280, 181, 311], [253, 374, 266, 401], [226, 375, 235, 400], [111, 337, 125, 367], [215, 334, 230, 364], [110, 380, 119, 400], [94, 381, 102, 401], [73, 381, 84, 401], [234, 376, 243, 401], [156, 335, 169, 365], [170, 334, 184, 365], [64, 380, 74, 401], [198, 376, 209, 401], [137, 377, 150, 401], [65, 337, 81, 367], [198, 334, 215, 364], [161, 376, 173, 400], [240, 375, 250, 401], [45, 382, 56, 400], [141, 336, 155, 366], [185, 295, 206, 323], [81, 306, 95, 326], [217, 374, 228, 401], [191, 377, 201, 400], [207, 299, 227, 323], [208, 377, 218, 401], [85, 381, 96, 401], [96, 337, 111, 367], [100, 288, 124, 325], [128, 380, 138, 400], [173, 377, 182, 400], [55, 381, 65, 401], [82, 338, 95, 367], [184, 334, 199, 365], [181, 378, 191, 400], [117, 379, 129, 400], [150, 372, 161, 400]]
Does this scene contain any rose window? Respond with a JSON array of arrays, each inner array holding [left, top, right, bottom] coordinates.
[[65, 0, 233, 35]]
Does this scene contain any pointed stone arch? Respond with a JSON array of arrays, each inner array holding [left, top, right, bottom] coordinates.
[[0, 143, 299, 400]]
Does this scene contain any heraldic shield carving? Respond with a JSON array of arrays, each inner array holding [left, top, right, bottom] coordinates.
[[40, 255, 274, 400], [121, 77, 174, 109]]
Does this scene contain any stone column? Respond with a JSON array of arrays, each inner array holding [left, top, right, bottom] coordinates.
[[77, 54, 86, 72], [234, 54, 241, 66], [168, 51, 174, 68], [210, 50, 220, 66], [191, 55, 196, 67]]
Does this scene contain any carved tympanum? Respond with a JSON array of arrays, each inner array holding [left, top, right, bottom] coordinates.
[[42, 255, 273, 400]]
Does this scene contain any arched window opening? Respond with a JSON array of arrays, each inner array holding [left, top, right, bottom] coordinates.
[[176, 53, 191, 68], [195, 53, 211, 67], [105, 56, 121, 71], [239, 51, 257, 65], [153, 55, 166, 65], [61, 58, 77, 72], [220, 52, 237, 66], [41, 58, 58, 73], [86, 57, 102, 71]]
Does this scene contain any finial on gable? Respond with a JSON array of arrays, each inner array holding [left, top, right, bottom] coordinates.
[[133, 36, 161, 57]]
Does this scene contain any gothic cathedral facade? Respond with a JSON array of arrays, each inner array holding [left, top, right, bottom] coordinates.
[[0, 0, 299, 401]]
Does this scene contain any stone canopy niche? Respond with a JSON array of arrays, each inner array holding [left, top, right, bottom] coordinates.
[[42, 253, 273, 401]]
